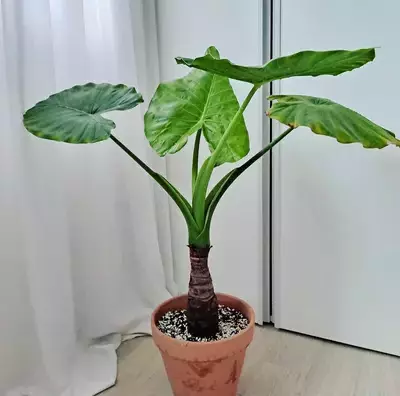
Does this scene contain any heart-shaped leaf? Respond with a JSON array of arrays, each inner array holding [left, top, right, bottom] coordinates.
[[144, 47, 249, 164], [268, 95, 400, 148], [176, 48, 375, 85], [23, 83, 143, 143]]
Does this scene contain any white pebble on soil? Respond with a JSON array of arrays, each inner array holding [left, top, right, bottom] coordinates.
[[157, 305, 249, 342]]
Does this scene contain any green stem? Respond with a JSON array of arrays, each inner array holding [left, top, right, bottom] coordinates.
[[110, 134, 155, 177], [205, 170, 234, 210], [211, 84, 260, 164], [192, 129, 201, 197], [192, 84, 260, 227], [199, 126, 294, 241], [237, 126, 294, 175], [110, 134, 200, 235]]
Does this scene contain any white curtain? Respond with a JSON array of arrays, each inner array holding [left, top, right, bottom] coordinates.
[[0, 0, 175, 395]]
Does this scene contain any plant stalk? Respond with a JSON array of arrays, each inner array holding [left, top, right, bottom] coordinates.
[[192, 129, 202, 196], [110, 134, 200, 235], [110, 134, 156, 177], [187, 245, 218, 337], [192, 84, 260, 228], [210, 84, 260, 163], [237, 125, 294, 174], [198, 126, 295, 242]]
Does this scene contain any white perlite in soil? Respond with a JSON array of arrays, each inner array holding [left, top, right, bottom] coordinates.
[[157, 305, 249, 342]]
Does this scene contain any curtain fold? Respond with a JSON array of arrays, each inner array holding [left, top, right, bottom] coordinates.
[[0, 0, 172, 395]]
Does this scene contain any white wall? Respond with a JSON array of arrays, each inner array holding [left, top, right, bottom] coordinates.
[[156, 0, 265, 320], [274, 0, 400, 354]]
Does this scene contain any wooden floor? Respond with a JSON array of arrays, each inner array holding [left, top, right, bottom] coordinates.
[[101, 325, 400, 396]]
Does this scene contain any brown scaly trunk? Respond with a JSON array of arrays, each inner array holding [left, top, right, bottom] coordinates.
[[187, 245, 219, 338]]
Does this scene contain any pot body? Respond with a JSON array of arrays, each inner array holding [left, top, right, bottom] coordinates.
[[151, 293, 255, 396]]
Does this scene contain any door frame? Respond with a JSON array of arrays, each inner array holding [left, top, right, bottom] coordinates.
[[262, 0, 273, 322], [269, 0, 284, 327]]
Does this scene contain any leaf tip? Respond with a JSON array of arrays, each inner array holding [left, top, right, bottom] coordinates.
[[368, 47, 376, 61], [175, 56, 192, 66], [136, 92, 145, 104], [205, 46, 220, 59]]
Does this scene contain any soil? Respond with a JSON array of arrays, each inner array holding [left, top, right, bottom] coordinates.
[[157, 304, 249, 342]]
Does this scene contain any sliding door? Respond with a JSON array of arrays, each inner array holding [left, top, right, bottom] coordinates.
[[273, 0, 400, 354]]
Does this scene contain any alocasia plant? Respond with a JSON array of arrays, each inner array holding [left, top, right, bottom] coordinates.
[[23, 46, 400, 338]]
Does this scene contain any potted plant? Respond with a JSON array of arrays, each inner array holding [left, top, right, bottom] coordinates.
[[23, 46, 399, 396]]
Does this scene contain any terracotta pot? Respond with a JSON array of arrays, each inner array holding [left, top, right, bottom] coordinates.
[[151, 293, 255, 396]]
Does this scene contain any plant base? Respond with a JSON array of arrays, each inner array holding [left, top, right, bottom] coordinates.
[[151, 293, 255, 396]]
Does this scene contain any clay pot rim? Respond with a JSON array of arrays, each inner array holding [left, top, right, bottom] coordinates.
[[151, 292, 255, 348]]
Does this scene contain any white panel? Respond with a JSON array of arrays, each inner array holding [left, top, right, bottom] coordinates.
[[274, 0, 400, 354], [156, 0, 265, 321]]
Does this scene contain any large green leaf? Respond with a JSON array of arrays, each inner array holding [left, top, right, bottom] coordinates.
[[144, 47, 249, 164], [176, 48, 375, 85], [268, 95, 400, 148], [23, 83, 143, 143]]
